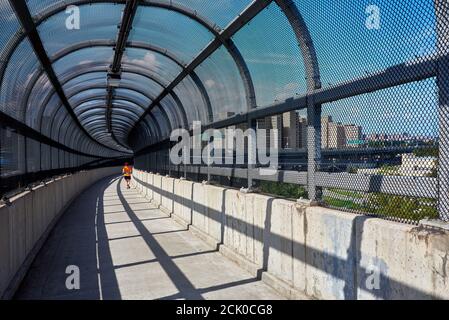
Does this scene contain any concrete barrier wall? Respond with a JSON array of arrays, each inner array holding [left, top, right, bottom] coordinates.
[[173, 179, 193, 225], [0, 167, 120, 299], [161, 176, 174, 214], [153, 174, 162, 206], [132, 169, 449, 300], [144, 172, 151, 200]]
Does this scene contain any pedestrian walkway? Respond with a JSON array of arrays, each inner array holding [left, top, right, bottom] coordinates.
[[15, 176, 283, 300]]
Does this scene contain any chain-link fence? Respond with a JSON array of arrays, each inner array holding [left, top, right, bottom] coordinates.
[[132, 0, 448, 224], [1, 0, 448, 223]]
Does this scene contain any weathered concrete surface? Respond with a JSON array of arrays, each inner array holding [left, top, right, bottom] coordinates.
[[132, 169, 449, 300], [173, 179, 193, 225], [14, 177, 283, 300], [144, 172, 151, 200], [303, 207, 359, 300], [0, 167, 121, 299], [356, 216, 449, 300], [152, 174, 162, 206], [161, 177, 174, 215]]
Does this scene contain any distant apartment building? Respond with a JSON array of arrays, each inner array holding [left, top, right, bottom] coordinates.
[[254, 112, 309, 150], [256, 116, 281, 150], [321, 115, 362, 149], [344, 125, 363, 148], [321, 115, 332, 149], [269, 115, 282, 149], [328, 122, 346, 149], [298, 117, 308, 149], [282, 111, 298, 149]]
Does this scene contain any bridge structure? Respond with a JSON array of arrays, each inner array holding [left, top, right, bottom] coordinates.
[[1, 0, 449, 300]]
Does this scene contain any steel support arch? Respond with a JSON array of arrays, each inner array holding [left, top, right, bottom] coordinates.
[[107, 0, 140, 148], [7, 0, 126, 155], [57, 90, 170, 148], [30, 67, 180, 148], [275, 0, 322, 201], [129, 0, 273, 145], [35, 64, 187, 136], [4, 0, 257, 146], [26, 41, 205, 137], [65, 83, 173, 134]]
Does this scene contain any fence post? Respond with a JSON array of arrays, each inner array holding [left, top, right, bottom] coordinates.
[[436, 0, 449, 221], [247, 117, 257, 191], [307, 98, 322, 202], [275, 0, 322, 202]]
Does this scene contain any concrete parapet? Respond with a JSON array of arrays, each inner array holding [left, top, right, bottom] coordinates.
[[147, 173, 154, 201], [191, 183, 206, 234], [302, 207, 359, 299], [0, 167, 120, 299], [202, 184, 225, 244], [161, 177, 174, 214], [132, 169, 449, 300], [356, 216, 449, 300], [173, 179, 193, 225], [143, 172, 150, 199], [152, 174, 162, 206]]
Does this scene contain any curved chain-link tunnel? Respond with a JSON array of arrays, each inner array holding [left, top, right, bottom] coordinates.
[[1, 0, 448, 223]]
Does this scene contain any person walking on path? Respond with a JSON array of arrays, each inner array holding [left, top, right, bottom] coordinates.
[[122, 163, 133, 189]]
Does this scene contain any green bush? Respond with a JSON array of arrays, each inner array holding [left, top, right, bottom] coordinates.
[[258, 181, 307, 200], [413, 146, 439, 158]]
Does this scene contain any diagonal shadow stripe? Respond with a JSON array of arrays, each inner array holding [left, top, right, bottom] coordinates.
[[117, 178, 204, 300], [133, 175, 438, 300]]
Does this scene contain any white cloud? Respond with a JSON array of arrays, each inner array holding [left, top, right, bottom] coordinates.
[[127, 52, 158, 69], [246, 53, 300, 67], [77, 60, 94, 65], [205, 79, 216, 88]]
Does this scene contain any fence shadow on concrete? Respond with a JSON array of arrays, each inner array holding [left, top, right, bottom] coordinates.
[[133, 174, 438, 300]]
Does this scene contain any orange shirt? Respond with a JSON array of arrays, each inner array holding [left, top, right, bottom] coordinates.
[[122, 166, 132, 177]]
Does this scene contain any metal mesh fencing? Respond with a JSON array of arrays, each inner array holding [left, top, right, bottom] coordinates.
[[132, 0, 448, 224], [1, 0, 448, 223]]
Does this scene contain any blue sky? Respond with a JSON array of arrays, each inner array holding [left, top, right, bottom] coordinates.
[[233, 0, 439, 136], [294, 0, 439, 136], [0, 0, 441, 137]]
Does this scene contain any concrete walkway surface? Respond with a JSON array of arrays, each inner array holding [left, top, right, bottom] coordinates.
[[15, 176, 283, 300]]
